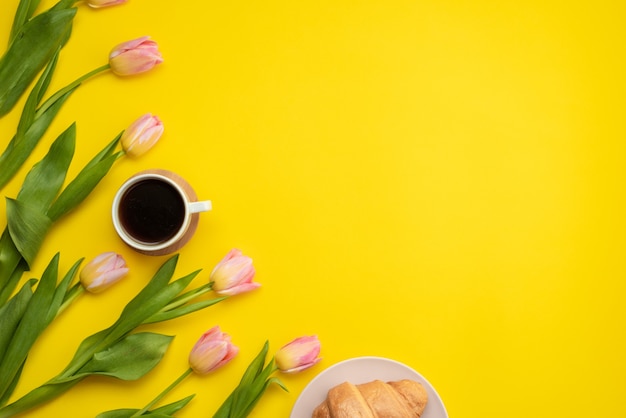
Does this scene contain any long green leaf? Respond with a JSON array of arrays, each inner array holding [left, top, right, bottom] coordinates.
[[0, 378, 82, 417], [60, 327, 111, 377], [151, 395, 195, 415], [16, 51, 59, 140], [242, 376, 286, 417], [0, 7, 76, 117], [96, 395, 195, 418], [96, 409, 143, 418], [110, 256, 181, 331], [143, 297, 227, 325], [0, 240, 31, 305], [97, 410, 173, 418], [81, 132, 122, 172], [0, 88, 76, 190], [47, 144, 123, 222], [213, 342, 270, 418], [102, 413, 175, 418], [0, 254, 59, 399], [0, 258, 79, 404], [45, 257, 82, 325], [95, 395, 195, 418], [231, 356, 274, 417], [110, 271, 196, 345], [0, 360, 26, 408], [238, 361, 286, 418], [17, 123, 75, 210], [0, 50, 60, 190], [235, 341, 269, 396], [9, 0, 43, 42], [51, 0, 79, 12], [5, 198, 52, 268], [59, 256, 180, 378], [68, 333, 174, 382], [0, 280, 34, 365]]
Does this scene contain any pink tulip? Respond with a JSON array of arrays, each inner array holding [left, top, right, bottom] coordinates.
[[188, 326, 239, 375], [109, 36, 163, 76], [79, 252, 129, 293], [86, 0, 127, 8], [275, 336, 322, 374], [210, 249, 260, 296], [121, 113, 163, 157]]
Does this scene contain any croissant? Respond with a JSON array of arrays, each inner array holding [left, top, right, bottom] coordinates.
[[312, 379, 428, 418]]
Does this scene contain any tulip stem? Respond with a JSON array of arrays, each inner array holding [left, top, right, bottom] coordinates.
[[131, 368, 193, 417], [160, 282, 214, 312], [57, 282, 85, 317], [36, 63, 111, 117]]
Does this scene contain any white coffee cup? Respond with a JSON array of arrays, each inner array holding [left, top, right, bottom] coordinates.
[[112, 169, 211, 255]]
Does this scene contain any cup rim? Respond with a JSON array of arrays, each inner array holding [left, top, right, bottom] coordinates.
[[112, 172, 193, 252]]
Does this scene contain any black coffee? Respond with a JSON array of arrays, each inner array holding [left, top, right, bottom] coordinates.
[[118, 179, 185, 244]]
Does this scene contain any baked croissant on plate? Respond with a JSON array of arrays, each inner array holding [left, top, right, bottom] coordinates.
[[312, 379, 428, 417]]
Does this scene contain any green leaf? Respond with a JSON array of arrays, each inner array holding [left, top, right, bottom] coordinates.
[[70, 333, 174, 381], [213, 342, 270, 418], [96, 395, 195, 418], [59, 256, 181, 377], [62, 327, 111, 376], [9, 0, 43, 42], [0, 254, 59, 399], [151, 395, 195, 415], [82, 132, 122, 171], [0, 261, 71, 405], [0, 378, 82, 417], [5, 198, 52, 268], [45, 257, 83, 325], [96, 409, 142, 418], [0, 280, 34, 365], [0, 7, 76, 117], [47, 137, 123, 222], [16, 51, 59, 139], [0, 253, 29, 306], [97, 412, 174, 418], [238, 363, 286, 418], [162, 279, 210, 308], [1, 121, 76, 276], [110, 257, 191, 338], [143, 297, 227, 325], [17, 123, 76, 210], [0, 87, 76, 190], [51, 0, 79, 12], [235, 341, 269, 397], [105, 274, 196, 350], [0, 359, 26, 407]]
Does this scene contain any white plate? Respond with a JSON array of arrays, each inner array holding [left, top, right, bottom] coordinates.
[[290, 356, 448, 417]]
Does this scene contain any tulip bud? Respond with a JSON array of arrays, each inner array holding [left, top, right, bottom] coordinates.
[[109, 36, 163, 76], [121, 113, 164, 157], [79, 252, 129, 293], [275, 336, 321, 374], [210, 249, 260, 296], [86, 0, 127, 8], [188, 326, 239, 375]]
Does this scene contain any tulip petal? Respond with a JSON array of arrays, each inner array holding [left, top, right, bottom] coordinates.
[[210, 249, 260, 296], [121, 114, 163, 157], [275, 335, 322, 374], [188, 326, 238, 375], [109, 36, 163, 76], [80, 252, 129, 293]]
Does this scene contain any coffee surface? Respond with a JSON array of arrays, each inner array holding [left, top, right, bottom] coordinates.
[[119, 179, 185, 244]]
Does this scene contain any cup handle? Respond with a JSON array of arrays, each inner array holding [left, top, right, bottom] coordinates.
[[189, 200, 212, 213]]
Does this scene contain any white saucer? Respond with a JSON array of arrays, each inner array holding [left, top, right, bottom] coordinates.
[[290, 356, 448, 417]]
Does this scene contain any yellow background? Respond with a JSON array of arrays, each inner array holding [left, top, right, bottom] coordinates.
[[1, 0, 625, 416]]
